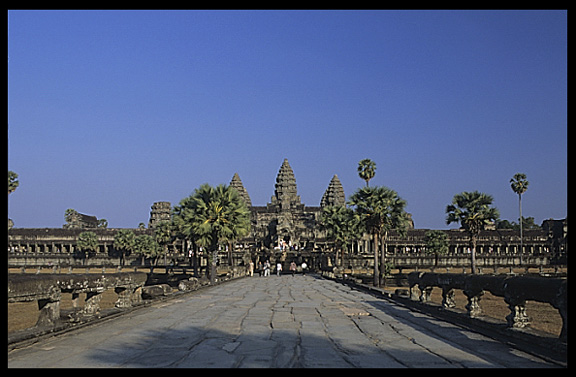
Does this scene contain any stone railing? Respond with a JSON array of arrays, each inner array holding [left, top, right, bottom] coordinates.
[[8, 272, 147, 328], [407, 272, 567, 340]]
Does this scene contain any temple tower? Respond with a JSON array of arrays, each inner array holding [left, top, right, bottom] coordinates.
[[269, 159, 302, 211], [230, 173, 252, 207], [148, 201, 171, 228], [321, 174, 346, 207]]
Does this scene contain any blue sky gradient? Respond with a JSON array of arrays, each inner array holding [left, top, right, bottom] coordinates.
[[8, 10, 567, 229]]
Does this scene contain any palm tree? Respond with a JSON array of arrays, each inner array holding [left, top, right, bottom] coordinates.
[[77, 231, 99, 264], [357, 159, 376, 187], [154, 221, 173, 270], [8, 170, 19, 229], [446, 191, 500, 274], [320, 205, 359, 267], [510, 173, 529, 259], [113, 229, 135, 266], [8, 171, 19, 194], [172, 196, 198, 273], [172, 183, 251, 283], [348, 186, 410, 287], [65, 208, 79, 226]]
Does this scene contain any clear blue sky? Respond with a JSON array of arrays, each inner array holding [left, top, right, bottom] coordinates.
[[8, 10, 567, 229]]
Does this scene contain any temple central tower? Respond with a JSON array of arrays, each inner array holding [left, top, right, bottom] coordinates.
[[269, 159, 302, 211], [230, 158, 340, 250]]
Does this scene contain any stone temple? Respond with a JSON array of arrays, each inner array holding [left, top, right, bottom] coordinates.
[[231, 159, 345, 250], [8, 158, 567, 266]]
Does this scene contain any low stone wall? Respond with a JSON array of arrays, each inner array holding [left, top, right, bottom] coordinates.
[[407, 272, 567, 340], [8, 266, 248, 345], [8, 272, 147, 328]]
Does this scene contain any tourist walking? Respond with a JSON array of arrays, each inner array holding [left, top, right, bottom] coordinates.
[[263, 261, 270, 277], [276, 262, 282, 276], [301, 261, 307, 275], [248, 260, 254, 277], [290, 261, 297, 276]]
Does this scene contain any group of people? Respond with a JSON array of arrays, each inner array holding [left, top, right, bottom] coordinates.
[[247, 260, 307, 277]]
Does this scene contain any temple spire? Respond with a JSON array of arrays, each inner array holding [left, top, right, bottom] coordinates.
[[270, 159, 301, 210], [321, 174, 346, 207], [230, 173, 252, 207]]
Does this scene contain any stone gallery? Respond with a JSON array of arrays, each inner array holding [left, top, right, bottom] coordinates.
[[7, 159, 567, 269]]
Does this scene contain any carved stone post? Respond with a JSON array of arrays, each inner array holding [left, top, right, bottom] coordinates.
[[408, 272, 421, 301], [83, 290, 103, 316], [71, 292, 80, 308], [553, 280, 568, 341], [463, 289, 484, 318], [114, 287, 131, 308], [409, 285, 420, 301], [441, 287, 456, 308], [115, 285, 143, 308], [418, 284, 433, 303], [504, 297, 530, 328], [36, 286, 61, 327]]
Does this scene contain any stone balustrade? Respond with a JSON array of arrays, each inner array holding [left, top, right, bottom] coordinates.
[[407, 272, 567, 340], [8, 272, 147, 328]]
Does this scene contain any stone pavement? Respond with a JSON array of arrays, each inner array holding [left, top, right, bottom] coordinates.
[[8, 274, 559, 368]]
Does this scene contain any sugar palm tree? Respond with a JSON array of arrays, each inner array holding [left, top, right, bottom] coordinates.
[[154, 221, 173, 270], [173, 183, 251, 283], [348, 185, 410, 286], [510, 173, 529, 258], [357, 159, 376, 187], [320, 205, 359, 267], [8, 171, 19, 195], [8, 171, 19, 229], [446, 191, 500, 274], [77, 231, 99, 264]]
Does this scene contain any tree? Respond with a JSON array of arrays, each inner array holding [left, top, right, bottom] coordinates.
[[97, 219, 108, 228], [8, 170, 19, 228], [348, 185, 411, 287], [446, 191, 500, 274], [510, 173, 529, 258], [357, 159, 376, 187], [172, 183, 251, 283], [133, 234, 161, 272], [172, 195, 198, 273], [424, 230, 449, 267], [496, 217, 540, 230], [65, 208, 79, 225], [320, 205, 359, 267], [113, 229, 135, 266], [77, 231, 99, 263], [154, 221, 173, 270], [8, 171, 19, 194]]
